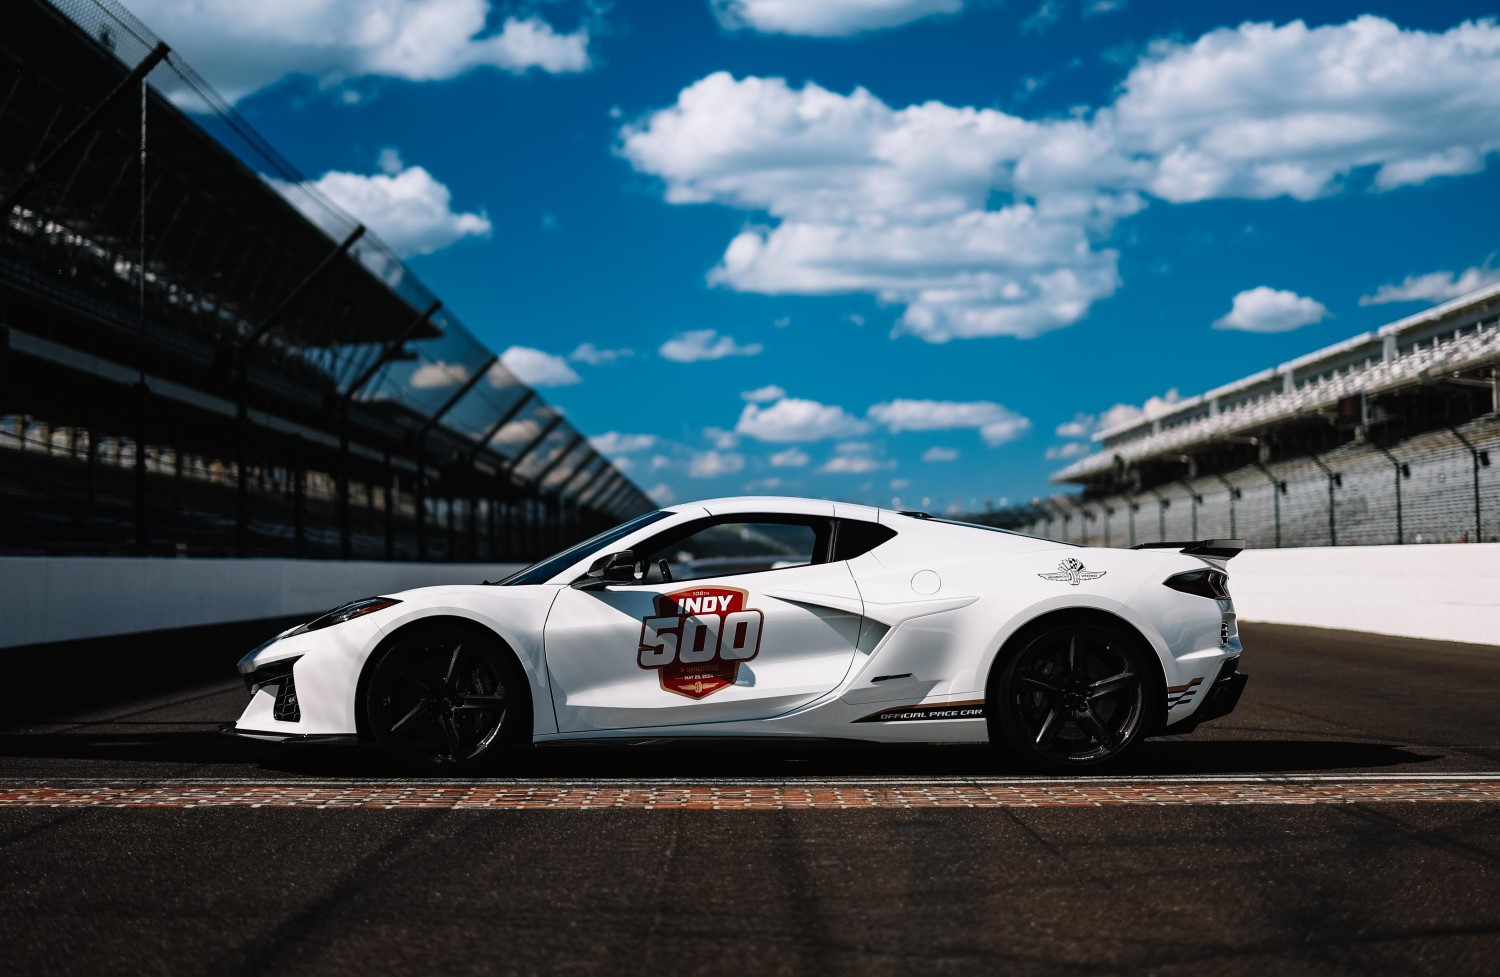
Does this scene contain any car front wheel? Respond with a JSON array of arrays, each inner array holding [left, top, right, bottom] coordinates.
[[365, 624, 527, 775]]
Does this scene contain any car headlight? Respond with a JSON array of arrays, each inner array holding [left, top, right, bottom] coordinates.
[[289, 597, 402, 635]]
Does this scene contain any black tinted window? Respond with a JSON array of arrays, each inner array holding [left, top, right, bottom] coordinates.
[[833, 520, 897, 560]]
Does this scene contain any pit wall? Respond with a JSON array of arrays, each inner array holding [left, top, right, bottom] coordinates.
[[1229, 543, 1500, 646], [0, 558, 523, 649]]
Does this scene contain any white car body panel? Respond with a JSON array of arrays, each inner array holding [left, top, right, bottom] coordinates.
[[231, 496, 1244, 746]]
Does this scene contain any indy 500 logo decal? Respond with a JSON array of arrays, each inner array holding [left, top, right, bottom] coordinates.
[[638, 587, 764, 699]]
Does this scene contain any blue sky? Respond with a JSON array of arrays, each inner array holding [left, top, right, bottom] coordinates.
[[128, 0, 1500, 512]]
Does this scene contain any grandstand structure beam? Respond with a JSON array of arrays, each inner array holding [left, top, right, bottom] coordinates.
[[418, 355, 498, 440], [562, 453, 603, 495], [465, 391, 536, 464], [343, 300, 441, 399], [1448, 426, 1489, 543], [230, 225, 366, 361], [571, 460, 610, 502], [598, 481, 631, 517], [533, 434, 585, 488], [578, 468, 620, 509], [507, 416, 564, 474], [1, 41, 171, 217], [587, 473, 625, 512]]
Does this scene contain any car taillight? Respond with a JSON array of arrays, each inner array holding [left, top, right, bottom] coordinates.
[[1164, 569, 1230, 600]]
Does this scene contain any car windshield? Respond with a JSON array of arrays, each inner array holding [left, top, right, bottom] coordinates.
[[495, 509, 673, 586]]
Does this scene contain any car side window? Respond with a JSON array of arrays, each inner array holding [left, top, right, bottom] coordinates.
[[634, 517, 830, 584]]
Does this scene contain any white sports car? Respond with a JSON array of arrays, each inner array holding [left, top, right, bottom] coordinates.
[[226, 496, 1247, 772]]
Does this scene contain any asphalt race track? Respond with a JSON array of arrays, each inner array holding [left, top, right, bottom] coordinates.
[[2, 622, 1498, 975]]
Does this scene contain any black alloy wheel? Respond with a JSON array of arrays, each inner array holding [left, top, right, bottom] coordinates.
[[366, 625, 526, 774], [990, 621, 1152, 772]]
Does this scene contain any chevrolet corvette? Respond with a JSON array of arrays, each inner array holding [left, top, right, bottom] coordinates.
[[226, 496, 1247, 772]]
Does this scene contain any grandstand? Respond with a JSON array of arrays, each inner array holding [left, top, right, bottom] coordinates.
[[975, 283, 1500, 548], [0, 0, 649, 561]]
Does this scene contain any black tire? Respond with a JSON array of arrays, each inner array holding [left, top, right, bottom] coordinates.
[[364, 622, 528, 775], [989, 619, 1154, 773]]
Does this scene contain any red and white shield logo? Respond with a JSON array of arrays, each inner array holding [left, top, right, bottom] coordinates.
[[637, 586, 764, 699]]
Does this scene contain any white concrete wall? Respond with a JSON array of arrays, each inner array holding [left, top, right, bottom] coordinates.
[[1230, 543, 1500, 646], [0, 558, 523, 648], [6, 546, 1497, 649]]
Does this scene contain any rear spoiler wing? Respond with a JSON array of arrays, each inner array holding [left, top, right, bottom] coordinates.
[[1131, 538, 1245, 560]]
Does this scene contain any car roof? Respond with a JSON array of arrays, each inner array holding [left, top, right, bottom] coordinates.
[[663, 496, 877, 519]]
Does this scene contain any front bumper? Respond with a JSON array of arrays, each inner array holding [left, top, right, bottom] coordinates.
[[219, 722, 359, 747]]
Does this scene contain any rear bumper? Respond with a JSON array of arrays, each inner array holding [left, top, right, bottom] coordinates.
[[1159, 657, 1247, 734], [1194, 665, 1248, 724]]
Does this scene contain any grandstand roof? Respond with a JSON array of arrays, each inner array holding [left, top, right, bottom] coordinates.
[[1056, 281, 1500, 484], [3, 0, 437, 348]]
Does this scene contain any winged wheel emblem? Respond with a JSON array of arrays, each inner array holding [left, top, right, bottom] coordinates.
[[1038, 557, 1106, 586]]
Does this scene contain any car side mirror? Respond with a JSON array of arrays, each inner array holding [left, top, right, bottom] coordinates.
[[572, 550, 638, 589]]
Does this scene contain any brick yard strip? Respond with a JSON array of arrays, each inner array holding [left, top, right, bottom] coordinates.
[[3, 776, 1500, 809]]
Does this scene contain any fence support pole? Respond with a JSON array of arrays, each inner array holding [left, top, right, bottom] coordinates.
[[1449, 427, 1488, 543], [1308, 452, 1341, 546], [1252, 463, 1283, 549], [1371, 442, 1406, 545], [1212, 473, 1239, 539]]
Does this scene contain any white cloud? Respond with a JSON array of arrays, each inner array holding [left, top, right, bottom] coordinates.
[[1045, 442, 1091, 460], [570, 343, 634, 365], [922, 446, 959, 462], [124, 1, 594, 103], [1109, 17, 1500, 202], [491, 417, 540, 445], [647, 482, 676, 504], [500, 346, 583, 387], [711, 0, 964, 37], [890, 478, 912, 489], [1081, 389, 1183, 435], [705, 427, 741, 450], [1360, 265, 1500, 305], [736, 398, 872, 442], [866, 399, 1032, 446], [1084, 0, 1126, 15], [621, 19, 1500, 342], [770, 447, 810, 467], [1213, 286, 1329, 333], [820, 456, 886, 474], [1055, 413, 1095, 438], [658, 330, 765, 363], [1021, 1, 1063, 34], [590, 432, 657, 455], [819, 441, 895, 474], [745, 477, 784, 492], [741, 384, 787, 403], [271, 158, 490, 257], [409, 360, 471, 389], [819, 446, 894, 474], [689, 450, 746, 478]]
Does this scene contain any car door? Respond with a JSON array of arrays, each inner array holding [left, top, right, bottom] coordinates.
[[544, 514, 864, 732]]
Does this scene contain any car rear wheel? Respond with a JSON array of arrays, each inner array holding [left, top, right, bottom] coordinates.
[[990, 620, 1151, 772], [365, 624, 527, 775]]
